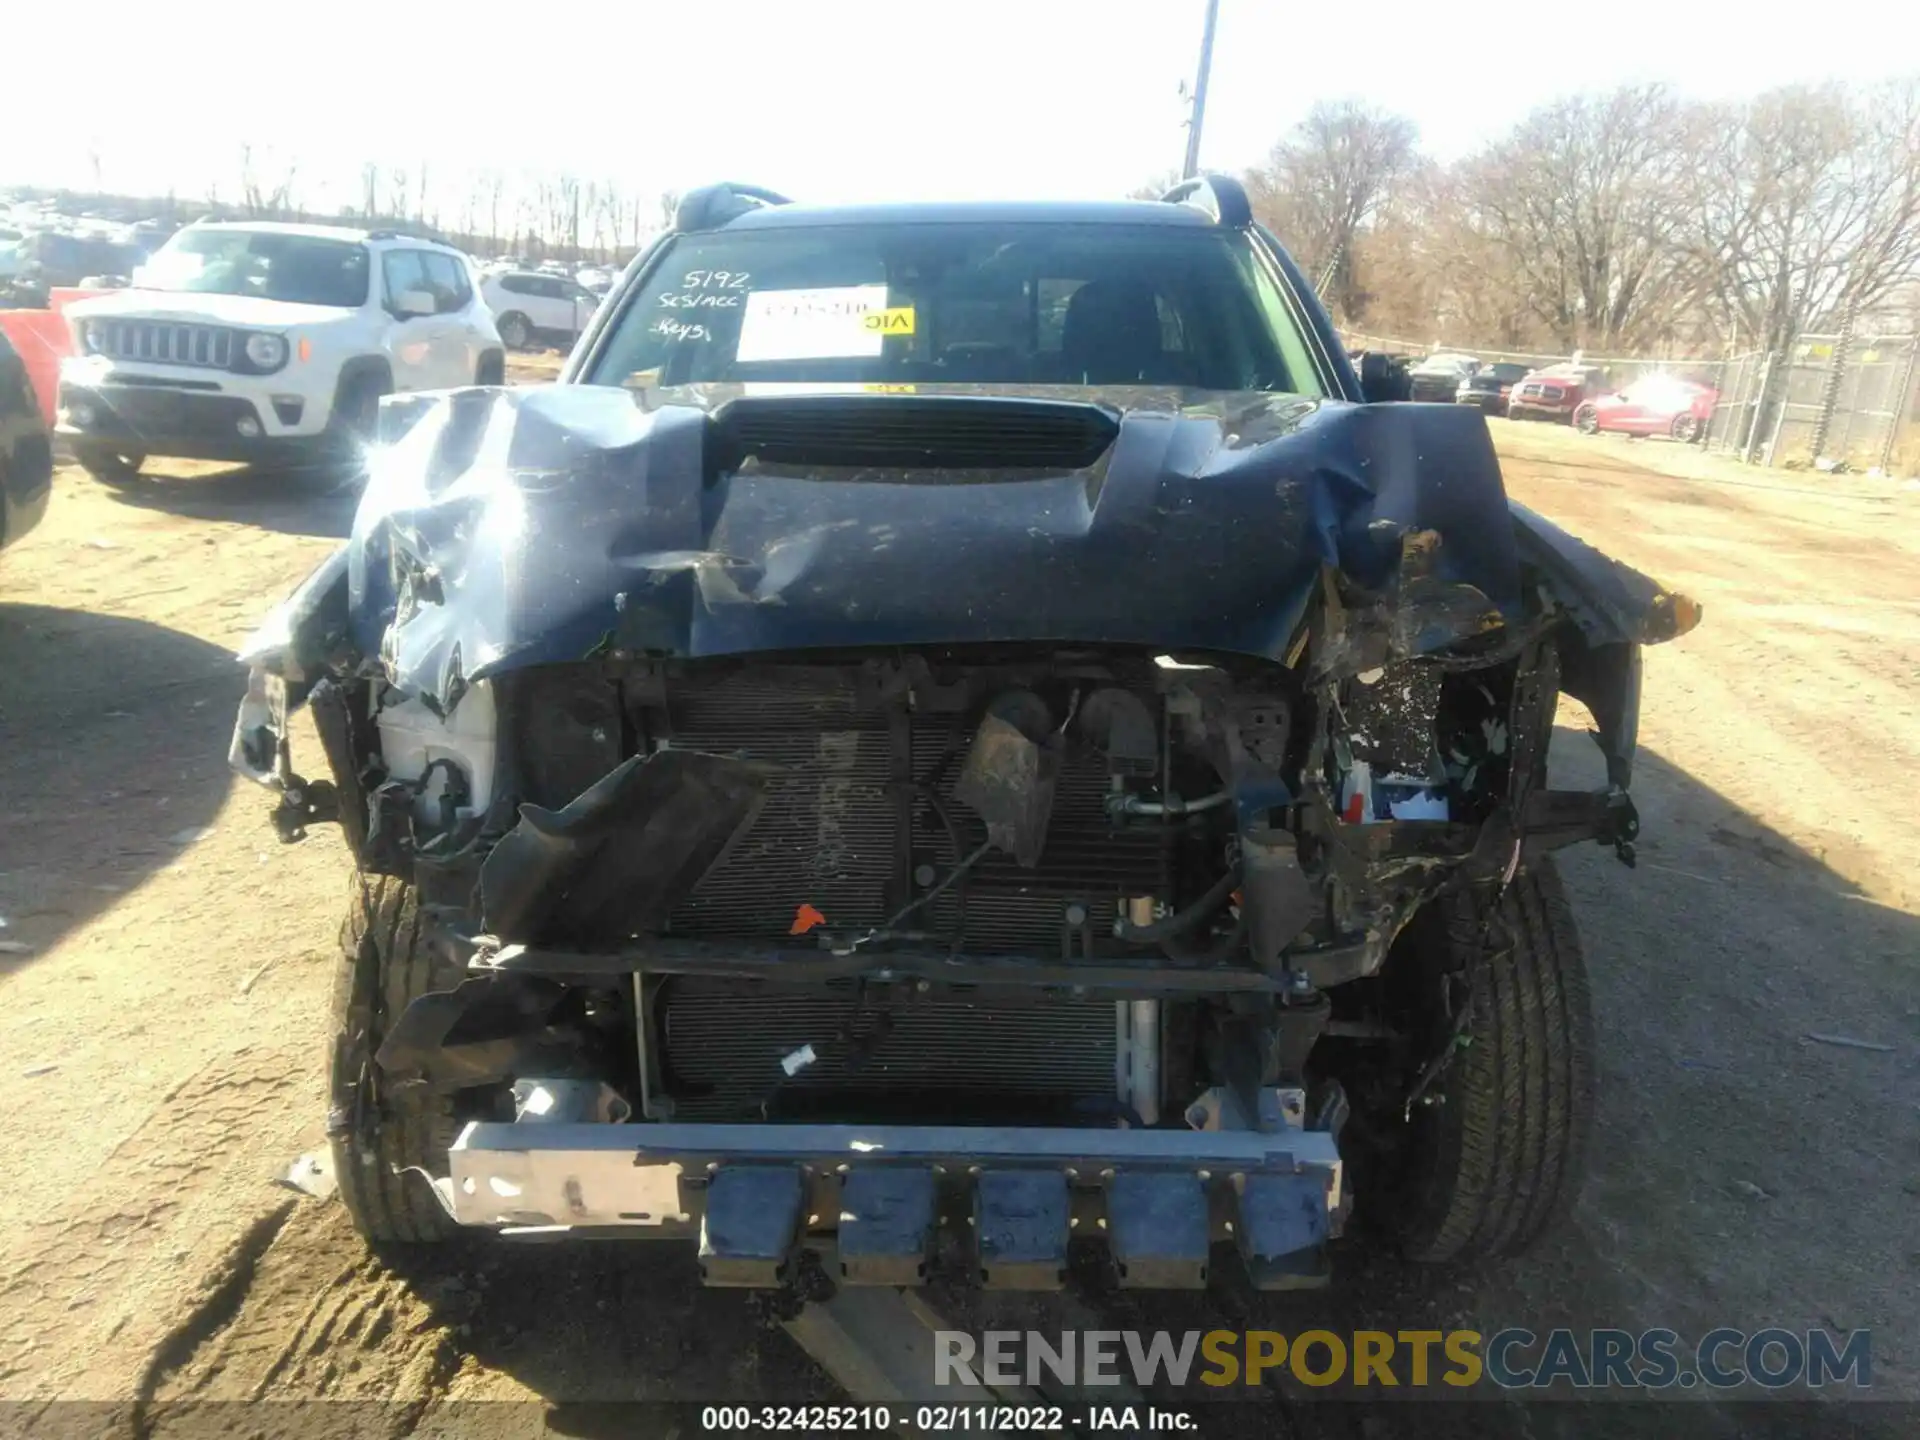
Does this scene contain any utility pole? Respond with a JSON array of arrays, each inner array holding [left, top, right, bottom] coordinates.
[[1181, 0, 1221, 179]]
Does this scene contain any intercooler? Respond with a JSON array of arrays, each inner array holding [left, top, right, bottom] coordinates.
[[659, 668, 1170, 954]]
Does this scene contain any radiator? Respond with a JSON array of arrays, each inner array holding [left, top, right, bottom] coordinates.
[[660, 668, 1169, 953]]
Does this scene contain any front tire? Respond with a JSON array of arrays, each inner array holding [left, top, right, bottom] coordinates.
[[1359, 860, 1595, 1266], [318, 368, 391, 484], [497, 312, 532, 350], [1572, 403, 1600, 434], [72, 444, 146, 485], [329, 874, 461, 1244], [1671, 412, 1702, 444]]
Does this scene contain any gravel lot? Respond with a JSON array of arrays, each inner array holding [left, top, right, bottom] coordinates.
[[2, 394, 1914, 1437]]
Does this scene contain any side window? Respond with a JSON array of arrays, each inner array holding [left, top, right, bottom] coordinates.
[[382, 250, 430, 310], [536, 277, 566, 300], [499, 274, 527, 295], [422, 253, 470, 314]]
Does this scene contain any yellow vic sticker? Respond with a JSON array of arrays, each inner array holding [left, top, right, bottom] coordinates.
[[862, 307, 916, 336]]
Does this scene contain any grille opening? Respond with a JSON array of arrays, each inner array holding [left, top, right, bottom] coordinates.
[[87, 319, 235, 370], [714, 395, 1118, 472], [657, 977, 1120, 1124]]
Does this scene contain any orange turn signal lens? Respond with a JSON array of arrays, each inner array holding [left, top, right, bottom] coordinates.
[[1650, 591, 1704, 641], [297, 337, 312, 363]]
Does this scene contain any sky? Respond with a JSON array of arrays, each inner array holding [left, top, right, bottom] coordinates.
[[1, 0, 1910, 214]]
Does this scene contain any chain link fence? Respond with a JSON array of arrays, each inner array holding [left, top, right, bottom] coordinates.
[[1343, 330, 1920, 476]]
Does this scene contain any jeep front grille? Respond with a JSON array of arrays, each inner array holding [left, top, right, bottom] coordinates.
[[87, 320, 234, 370]]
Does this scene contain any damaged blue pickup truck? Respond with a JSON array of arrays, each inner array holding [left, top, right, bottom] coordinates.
[[231, 178, 1699, 1293]]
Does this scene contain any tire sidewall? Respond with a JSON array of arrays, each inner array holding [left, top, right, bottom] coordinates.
[[328, 873, 461, 1244], [1355, 859, 1595, 1267], [73, 444, 146, 486], [334, 367, 390, 443]]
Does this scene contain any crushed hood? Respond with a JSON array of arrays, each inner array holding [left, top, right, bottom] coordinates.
[[244, 383, 1693, 716]]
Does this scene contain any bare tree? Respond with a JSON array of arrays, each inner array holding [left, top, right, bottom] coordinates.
[[239, 145, 299, 218], [481, 170, 505, 252], [1244, 100, 1419, 320], [240, 144, 260, 216], [1689, 79, 1920, 350], [1451, 85, 1695, 350], [1128, 169, 1183, 201], [562, 175, 583, 256], [385, 168, 411, 226]]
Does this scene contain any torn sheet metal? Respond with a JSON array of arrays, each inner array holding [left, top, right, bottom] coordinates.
[[478, 747, 782, 944], [1510, 502, 1702, 646], [375, 973, 590, 1093], [278, 1150, 338, 1201]]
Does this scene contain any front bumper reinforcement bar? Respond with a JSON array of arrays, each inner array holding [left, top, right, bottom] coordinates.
[[446, 1119, 1342, 1291]]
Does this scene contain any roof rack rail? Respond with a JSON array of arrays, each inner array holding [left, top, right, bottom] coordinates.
[[367, 223, 451, 244], [1158, 174, 1251, 229], [674, 183, 794, 233]]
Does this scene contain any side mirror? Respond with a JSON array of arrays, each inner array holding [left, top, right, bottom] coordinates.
[[1357, 351, 1410, 403], [392, 289, 436, 319]]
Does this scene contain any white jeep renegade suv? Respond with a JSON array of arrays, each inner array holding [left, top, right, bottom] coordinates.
[[57, 221, 504, 481]]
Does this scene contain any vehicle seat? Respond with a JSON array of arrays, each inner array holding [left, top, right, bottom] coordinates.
[[1058, 280, 1163, 384]]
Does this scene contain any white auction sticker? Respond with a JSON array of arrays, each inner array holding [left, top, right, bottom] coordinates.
[[736, 285, 890, 362]]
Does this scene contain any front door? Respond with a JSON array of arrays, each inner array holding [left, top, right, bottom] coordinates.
[[380, 249, 445, 390]]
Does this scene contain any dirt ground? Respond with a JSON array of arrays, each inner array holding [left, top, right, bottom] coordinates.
[[2, 394, 1915, 1437]]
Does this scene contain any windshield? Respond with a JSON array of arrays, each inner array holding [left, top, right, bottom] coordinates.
[[585, 223, 1325, 394], [134, 230, 371, 307], [1483, 363, 1530, 383]]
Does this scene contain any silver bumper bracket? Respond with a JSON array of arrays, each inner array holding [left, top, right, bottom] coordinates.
[[447, 1117, 1342, 1289]]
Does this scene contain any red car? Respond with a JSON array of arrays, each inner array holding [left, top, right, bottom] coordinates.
[[1506, 363, 1608, 423], [1573, 375, 1718, 444]]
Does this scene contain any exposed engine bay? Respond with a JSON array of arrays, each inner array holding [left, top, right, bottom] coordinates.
[[352, 640, 1596, 1105], [231, 382, 1697, 1290]]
